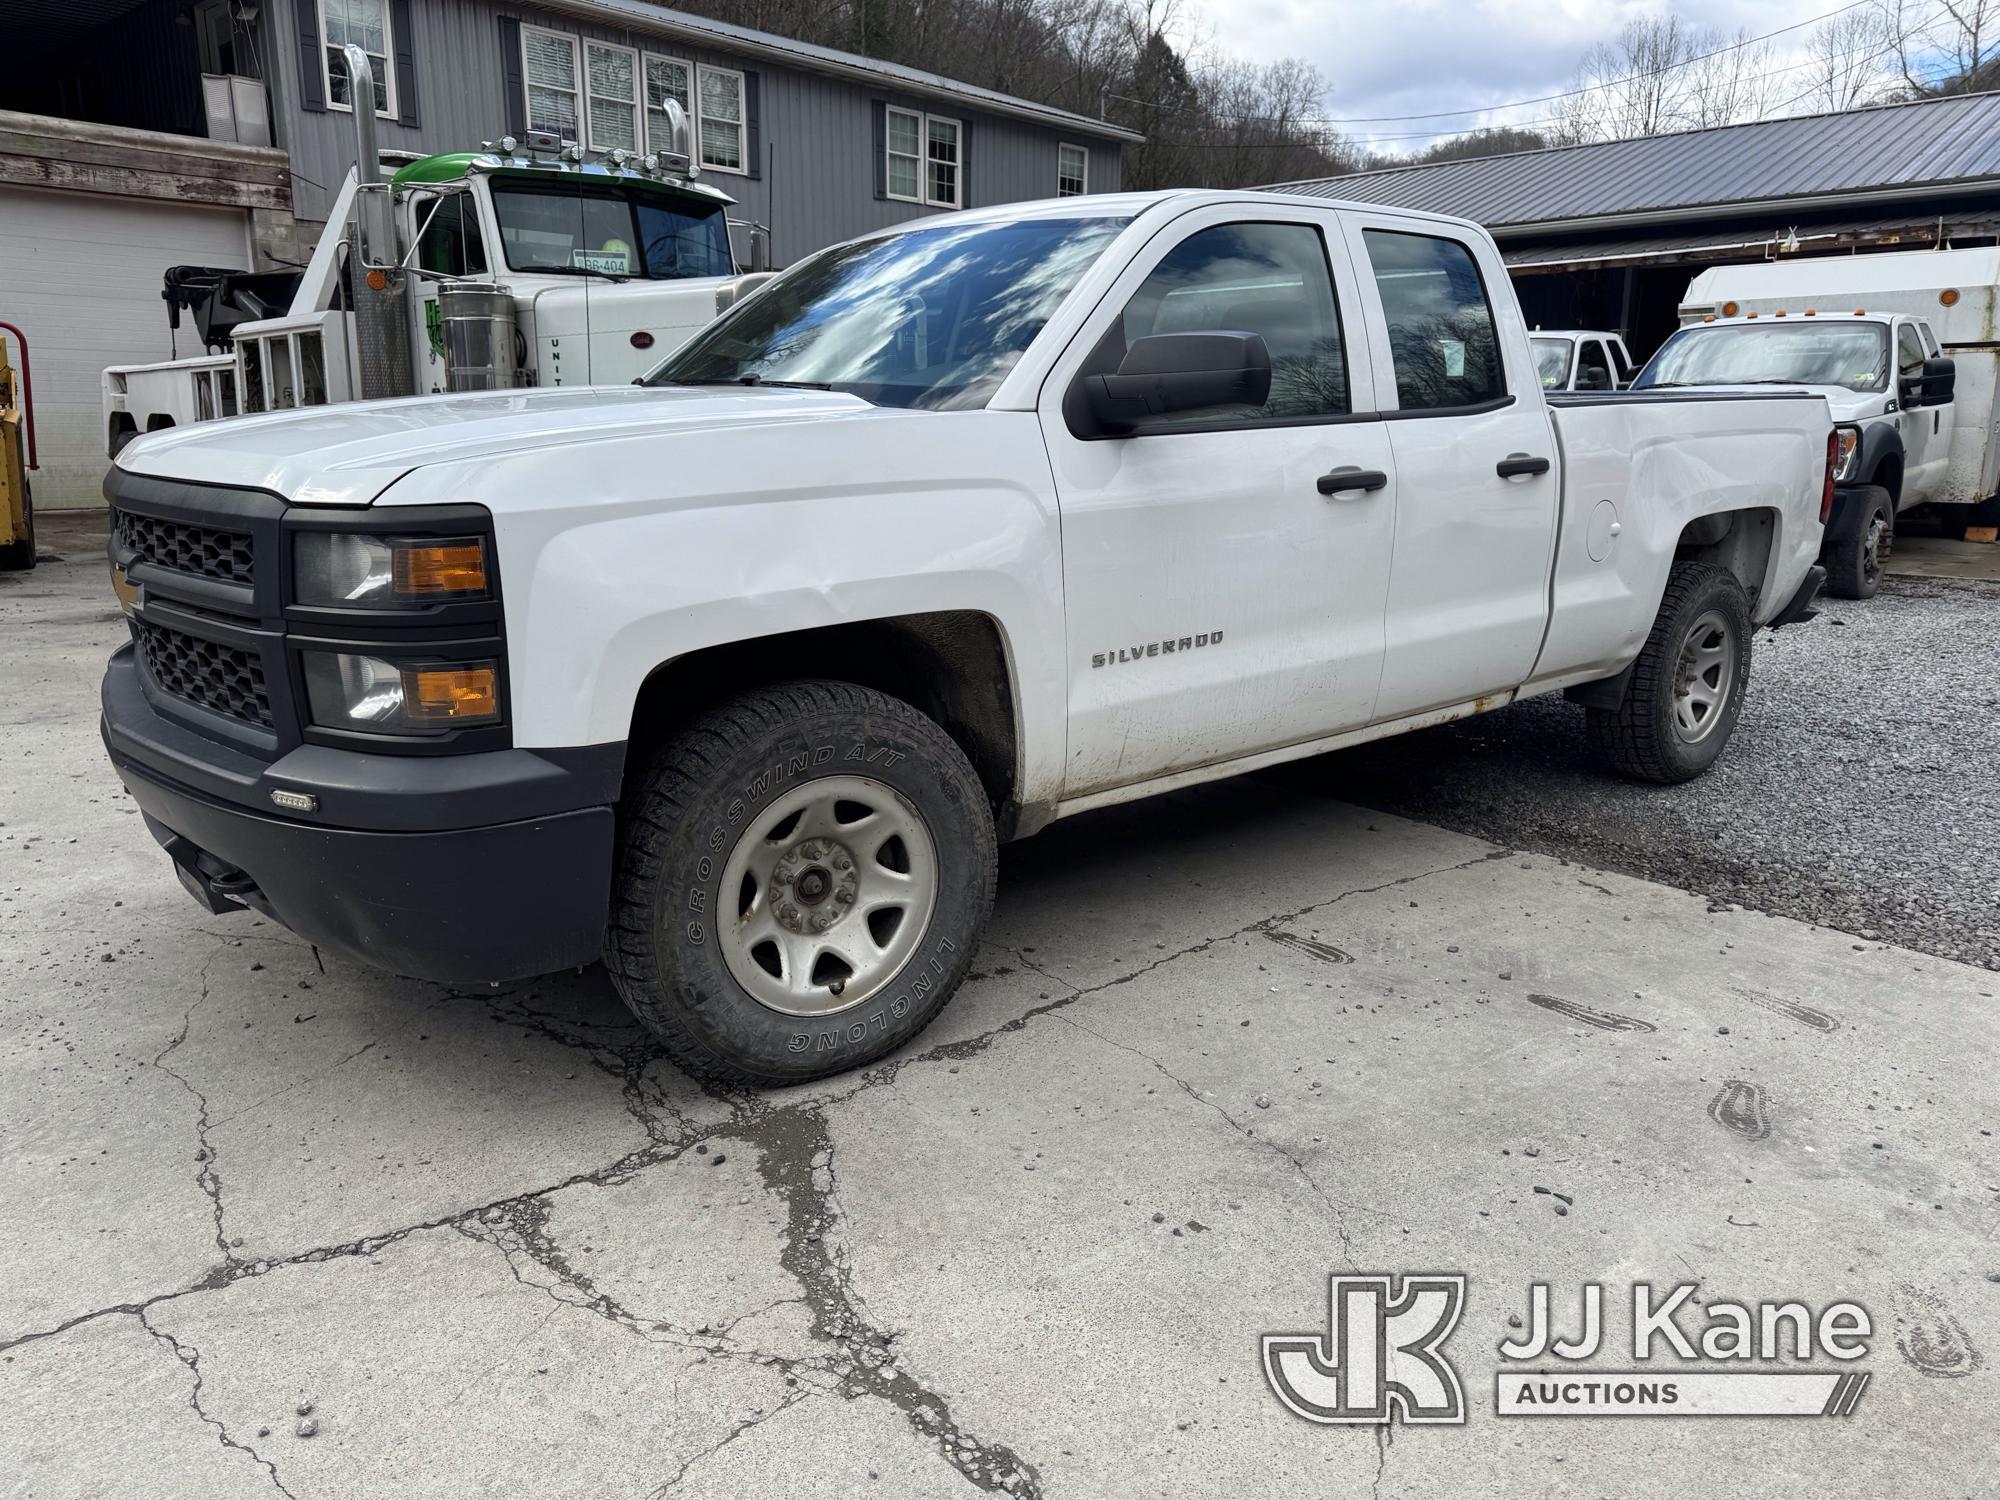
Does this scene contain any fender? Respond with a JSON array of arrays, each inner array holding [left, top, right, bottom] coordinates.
[[1828, 421, 1903, 542], [374, 407, 1070, 814]]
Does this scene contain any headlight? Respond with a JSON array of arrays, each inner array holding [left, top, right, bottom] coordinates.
[[1833, 426, 1862, 483], [303, 651, 501, 734], [294, 533, 491, 608]]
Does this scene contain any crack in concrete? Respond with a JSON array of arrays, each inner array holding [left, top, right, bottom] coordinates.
[[7, 845, 1505, 1494], [138, 1307, 297, 1500], [1057, 1013, 1364, 1272], [642, 1386, 816, 1498], [731, 1099, 1043, 1496], [149, 947, 240, 1274]]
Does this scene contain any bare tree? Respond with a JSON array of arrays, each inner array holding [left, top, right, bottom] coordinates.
[[1798, 7, 1896, 112], [1878, 0, 2000, 93]]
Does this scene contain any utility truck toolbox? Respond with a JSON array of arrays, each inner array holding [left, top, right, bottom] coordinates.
[[102, 189, 1832, 1085]]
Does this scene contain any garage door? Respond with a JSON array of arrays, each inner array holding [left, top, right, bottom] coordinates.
[[0, 184, 252, 509]]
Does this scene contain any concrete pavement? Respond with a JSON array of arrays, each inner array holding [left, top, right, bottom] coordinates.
[[3, 517, 1994, 1498]]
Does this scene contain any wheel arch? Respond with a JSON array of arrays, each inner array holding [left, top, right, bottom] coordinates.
[[1672, 506, 1781, 612], [625, 611, 1028, 837]]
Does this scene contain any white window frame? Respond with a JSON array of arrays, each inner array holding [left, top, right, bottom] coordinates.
[[642, 53, 691, 154], [319, 0, 397, 119], [1057, 142, 1088, 197], [694, 62, 747, 176], [520, 24, 581, 142], [886, 105, 960, 209], [583, 39, 640, 153]]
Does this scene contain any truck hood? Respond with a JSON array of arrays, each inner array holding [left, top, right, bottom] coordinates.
[[115, 384, 871, 505], [1649, 383, 1893, 422]]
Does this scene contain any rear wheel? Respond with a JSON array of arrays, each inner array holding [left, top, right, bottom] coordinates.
[[1587, 562, 1751, 784], [1825, 485, 1891, 599], [605, 680, 996, 1084]]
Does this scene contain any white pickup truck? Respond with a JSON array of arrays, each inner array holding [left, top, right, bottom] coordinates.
[[100, 190, 1832, 1083]]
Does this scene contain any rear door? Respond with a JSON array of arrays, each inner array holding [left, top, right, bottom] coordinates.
[[1040, 202, 1399, 799], [1339, 213, 1560, 721]]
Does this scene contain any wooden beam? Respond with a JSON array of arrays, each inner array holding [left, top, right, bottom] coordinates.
[[0, 154, 290, 211]]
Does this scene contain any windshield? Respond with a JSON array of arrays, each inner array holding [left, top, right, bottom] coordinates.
[[1531, 337, 1573, 389], [1635, 322, 1889, 392], [490, 177, 734, 279], [647, 214, 1130, 410]]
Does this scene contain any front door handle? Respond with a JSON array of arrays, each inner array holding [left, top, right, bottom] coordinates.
[[1497, 453, 1551, 479], [1318, 466, 1389, 496]]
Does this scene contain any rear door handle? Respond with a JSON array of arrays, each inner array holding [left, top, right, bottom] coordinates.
[[1318, 466, 1389, 496], [1496, 453, 1551, 479]]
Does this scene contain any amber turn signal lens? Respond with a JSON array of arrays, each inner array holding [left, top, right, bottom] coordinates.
[[401, 665, 499, 722], [392, 541, 488, 597]]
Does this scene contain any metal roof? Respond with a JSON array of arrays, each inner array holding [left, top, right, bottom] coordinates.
[[1268, 93, 2000, 235], [1500, 211, 2000, 271], [542, 0, 1146, 144]]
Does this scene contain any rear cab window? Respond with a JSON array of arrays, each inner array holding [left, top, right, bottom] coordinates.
[[1360, 228, 1506, 410]]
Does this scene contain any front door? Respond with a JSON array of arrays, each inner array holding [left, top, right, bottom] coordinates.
[[1340, 214, 1560, 721], [1039, 205, 1399, 800], [1896, 320, 1950, 505]]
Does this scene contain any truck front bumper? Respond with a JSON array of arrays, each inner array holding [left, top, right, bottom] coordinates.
[[102, 644, 621, 984]]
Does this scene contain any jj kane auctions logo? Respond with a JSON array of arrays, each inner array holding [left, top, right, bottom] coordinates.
[[1263, 1276, 1874, 1424]]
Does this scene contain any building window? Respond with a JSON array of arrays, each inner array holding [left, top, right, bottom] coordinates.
[[321, 0, 395, 116], [887, 106, 960, 208], [522, 26, 579, 140], [697, 64, 746, 173], [644, 55, 690, 150], [585, 41, 638, 152], [1058, 142, 1088, 197]]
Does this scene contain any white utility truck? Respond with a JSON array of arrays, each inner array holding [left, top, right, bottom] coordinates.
[[1532, 329, 1636, 392], [1658, 248, 2000, 594], [101, 47, 770, 454], [100, 189, 1833, 1084]]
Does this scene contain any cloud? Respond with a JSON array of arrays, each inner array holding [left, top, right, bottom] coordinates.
[[1190, 0, 1851, 151]]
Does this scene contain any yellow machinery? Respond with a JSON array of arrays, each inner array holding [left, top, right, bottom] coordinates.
[[0, 326, 33, 572]]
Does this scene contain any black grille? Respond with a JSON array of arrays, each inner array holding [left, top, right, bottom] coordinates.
[[131, 619, 273, 729], [114, 508, 255, 586]]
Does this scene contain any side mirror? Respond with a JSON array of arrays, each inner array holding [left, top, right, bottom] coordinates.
[[1575, 366, 1613, 391], [1079, 332, 1271, 435], [1922, 353, 1955, 406]]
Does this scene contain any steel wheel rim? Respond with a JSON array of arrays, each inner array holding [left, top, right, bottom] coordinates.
[[716, 774, 939, 1018], [1863, 512, 1886, 584], [1671, 607, 1736, 744]]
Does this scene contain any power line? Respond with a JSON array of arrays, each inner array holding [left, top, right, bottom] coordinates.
[[1106, 0, 1878, 129]]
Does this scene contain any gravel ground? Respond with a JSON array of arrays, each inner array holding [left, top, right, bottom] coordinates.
[[1269, 575, 2000, 971]]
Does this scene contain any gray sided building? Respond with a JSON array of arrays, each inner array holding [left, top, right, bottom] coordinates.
[[1269, 92, 2000, 363]]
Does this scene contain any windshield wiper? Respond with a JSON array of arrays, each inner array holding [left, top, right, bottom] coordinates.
[[668, 375, 834, 391]]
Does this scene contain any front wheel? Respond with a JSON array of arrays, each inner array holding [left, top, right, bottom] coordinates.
[[1825, 485, 1891, 599], [605, 680, 996, 1084], [1586, 562, 1752, 784]]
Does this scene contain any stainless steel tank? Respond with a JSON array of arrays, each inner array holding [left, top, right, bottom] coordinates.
[[439, 283, 522, 392]]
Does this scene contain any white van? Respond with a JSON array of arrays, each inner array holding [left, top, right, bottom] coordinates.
[[1671, 250, 1999, 571]]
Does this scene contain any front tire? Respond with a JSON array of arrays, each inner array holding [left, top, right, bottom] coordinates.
[[605, 680, 996, 1084], [1586, 562, 1751, 784], [1825, 485, 1891, 599]]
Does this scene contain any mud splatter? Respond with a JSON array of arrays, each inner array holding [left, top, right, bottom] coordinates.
[[1264, 930, 1354, 966], [1893, 1285, 1982, 1379], [1525, 994, 1657, 1033], [1706, 1080, 1770, 1141], [1734, 988, 1840, 1034]]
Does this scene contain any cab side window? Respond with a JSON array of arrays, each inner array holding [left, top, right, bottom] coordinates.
[[1362, 229, 1505, 410], [417, 194, 489, 278], [1610, 340, 1635, 384], [1115, 221, 1349, 422], [1576, 339, 1613, 390], [1897, 322, 1927, 380]]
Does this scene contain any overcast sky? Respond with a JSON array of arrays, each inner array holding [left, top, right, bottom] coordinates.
[[1191, 0, 1864, 154]]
